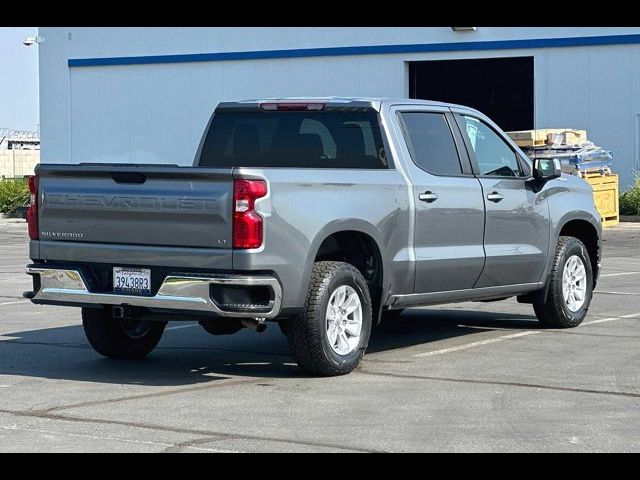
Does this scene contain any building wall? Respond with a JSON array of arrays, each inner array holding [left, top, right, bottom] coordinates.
[[39, 27, 640, 187]]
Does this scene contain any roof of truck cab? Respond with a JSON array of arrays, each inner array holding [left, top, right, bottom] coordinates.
[[216, 97, 483, 115]]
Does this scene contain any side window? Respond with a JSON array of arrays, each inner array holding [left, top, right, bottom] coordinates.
[[400, 112, 462, 176], [461, 116, 522, 177]]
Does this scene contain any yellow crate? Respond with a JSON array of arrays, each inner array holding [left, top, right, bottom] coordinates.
[[584, 173, 619, 228]]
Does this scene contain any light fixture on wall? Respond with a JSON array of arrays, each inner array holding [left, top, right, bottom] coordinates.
[[451, 27, 477, 32], [23, 36, 44, 47]]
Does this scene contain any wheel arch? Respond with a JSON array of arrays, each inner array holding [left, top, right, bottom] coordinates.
[[302, 221, 388, 324], [558, 217, 601, 286]]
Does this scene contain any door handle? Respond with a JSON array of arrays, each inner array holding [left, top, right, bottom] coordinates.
[[486, 192, 504, 203], [419, 191, 439, 203]]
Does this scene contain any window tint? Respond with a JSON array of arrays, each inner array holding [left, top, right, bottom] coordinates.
[[199, 112, 388, 169], [400, 112, 462, 176], [461, 116, 522, 177]]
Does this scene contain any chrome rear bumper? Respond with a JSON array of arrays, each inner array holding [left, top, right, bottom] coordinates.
[[25, 266, 282, 319]]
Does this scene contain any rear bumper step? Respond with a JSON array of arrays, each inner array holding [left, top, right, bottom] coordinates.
[[25, 266, 282, 319]]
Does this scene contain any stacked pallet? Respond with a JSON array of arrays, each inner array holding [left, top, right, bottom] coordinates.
[[508, 129, 587, 148], [506, 128, 619, 228], [506, 128, 612, 177]]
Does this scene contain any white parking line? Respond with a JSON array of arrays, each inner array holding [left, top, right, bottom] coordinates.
[[595, 291, 638, 296], [0, 301, 29, 307], [457, 324, 524, 332], [413, 331, 539, 358], [584, 312, 640, 325], [416, 312, 640, 358], [599, 271, 640, 278], [166, 323, 198, 331]]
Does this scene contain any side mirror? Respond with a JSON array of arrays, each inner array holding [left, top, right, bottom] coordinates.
[[533, 157, 562, 182]]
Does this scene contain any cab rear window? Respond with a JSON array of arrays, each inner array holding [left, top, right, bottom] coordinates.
[[198, 112, 388, 169]]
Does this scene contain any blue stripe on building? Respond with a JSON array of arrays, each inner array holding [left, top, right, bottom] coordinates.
[[68, 33, 640, 68]]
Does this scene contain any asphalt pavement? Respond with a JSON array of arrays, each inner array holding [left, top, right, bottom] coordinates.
[[0, 219, 638, 452]]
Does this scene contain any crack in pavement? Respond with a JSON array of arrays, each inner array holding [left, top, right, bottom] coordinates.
[[357, 370, 640, 399], [0, 424, 231, 452], [35, 377, 267, 415], [0, 408, 384, 453], [161, 435, 243, 453]]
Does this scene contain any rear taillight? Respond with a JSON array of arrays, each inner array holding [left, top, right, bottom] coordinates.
[[259, 102, 325, 111], [27, 175, 38, 240], [233, 179, 267, 249]]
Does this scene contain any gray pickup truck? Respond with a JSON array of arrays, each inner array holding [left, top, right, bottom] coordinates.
[[25, 97, 601, 376]]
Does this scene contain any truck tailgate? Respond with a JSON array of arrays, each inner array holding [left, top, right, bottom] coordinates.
[[37, 164, 234, 254]]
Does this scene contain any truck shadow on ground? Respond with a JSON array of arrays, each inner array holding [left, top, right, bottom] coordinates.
[[0, 308, 540, 386], [368, 308, 539, 353]]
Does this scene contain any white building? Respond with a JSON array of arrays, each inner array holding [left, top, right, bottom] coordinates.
[[39, 27, 640, 187]]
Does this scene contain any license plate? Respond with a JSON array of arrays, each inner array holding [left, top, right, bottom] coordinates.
[[113, 267, 151, 295]]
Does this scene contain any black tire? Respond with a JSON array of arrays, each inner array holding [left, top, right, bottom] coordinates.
[[286, 261, 372, 376], [533, 236, 593, 328], [82, 307, 167, 359]]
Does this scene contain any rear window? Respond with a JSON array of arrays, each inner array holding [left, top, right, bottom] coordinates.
[[399, 112, 463, 176], [198, 112, 389, 169]]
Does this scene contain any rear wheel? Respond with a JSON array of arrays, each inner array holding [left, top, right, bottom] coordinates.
[[534, 236, 593, 328], [286, 261, 372, 376], [82, 307, 166, 359]]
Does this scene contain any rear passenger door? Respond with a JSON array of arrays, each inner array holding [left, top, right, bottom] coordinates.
[[453, 113, 550, 288], [395, 107, 486, 293]]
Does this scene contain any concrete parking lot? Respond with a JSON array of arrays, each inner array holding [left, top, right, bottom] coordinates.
[[0, 219, 638, 452]]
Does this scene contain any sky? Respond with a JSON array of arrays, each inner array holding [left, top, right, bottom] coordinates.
[[0, 27, 39, 132]]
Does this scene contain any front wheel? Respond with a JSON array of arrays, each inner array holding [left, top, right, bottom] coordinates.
[[82, 307, 167, 359], [286, 261, 372, 376], [534, 236, 593, 328]]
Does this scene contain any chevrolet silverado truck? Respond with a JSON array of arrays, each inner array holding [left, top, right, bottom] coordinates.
[[25, 97, 602, 376]]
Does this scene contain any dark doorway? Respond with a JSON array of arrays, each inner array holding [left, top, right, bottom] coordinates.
[[409, 57, 534, 132]]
